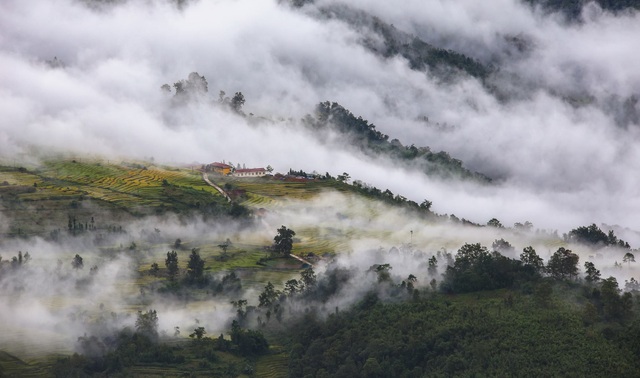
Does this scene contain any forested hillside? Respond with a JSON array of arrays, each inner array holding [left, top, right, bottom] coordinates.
[[3, 0, 640, 376]]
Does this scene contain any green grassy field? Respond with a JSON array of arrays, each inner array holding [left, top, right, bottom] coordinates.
[[0, 160, 234, 238]]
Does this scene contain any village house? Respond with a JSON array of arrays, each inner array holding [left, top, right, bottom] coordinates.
[[203, 161, 269, 177], [232, 167, 267, 177], [203, 162, 232, 175]]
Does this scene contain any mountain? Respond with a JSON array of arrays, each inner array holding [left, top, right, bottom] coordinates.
[[3, 0, 640, 376]]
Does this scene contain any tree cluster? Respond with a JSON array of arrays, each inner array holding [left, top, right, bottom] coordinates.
[[303, 101, 490, 182]]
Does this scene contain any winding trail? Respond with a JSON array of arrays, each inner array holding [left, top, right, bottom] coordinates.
[[202, 172, 231, 202], [288, 253, 314, 267], [201, 171, 314, 267]]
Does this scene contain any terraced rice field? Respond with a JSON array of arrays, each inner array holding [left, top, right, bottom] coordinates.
[[34, 160, 222, 209], [255, 351, 289, 378]]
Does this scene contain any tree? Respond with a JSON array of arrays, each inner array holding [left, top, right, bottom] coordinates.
[[173, 72, 208, 99], [218, 90, 227, 103], [72, 254, 83, 270], [266, 165, 274, 173], [173, 81, 185, 95], [568, 224, 608, 246], [189, 327, 206, 340], [186, 72, 208, 93], [492, 239, 514, 254], [514, 221, 533, 232], [374, 264, 393, 283], [300, 267, 316, 290], [231, 92, 245, 113], [11, 251, 30, 269], [427, 256, 438, 276], [135, 310, 159, 340], [231, 299, 248, 319], [218, 239, 229, 261], [600, 277, 632, 321], [363, 357, 383, 377], [487, 218, 503, 228], [547, 247, 579, 280], [534, 281, 553, 307], [273, 226, 295, 256], [258, 281, 280, 308], [186, 248, 205, 283], [165, 250, 179, 280], [520, 246, 544, 274], [442, 243, 527, 293], [419, 199, 432, 211], [583, 261, 601, 283], [623, 252, 635, 266], [337, 172, 351, 183], [405, 274, 417, 293], [284, 279, 300, 296]]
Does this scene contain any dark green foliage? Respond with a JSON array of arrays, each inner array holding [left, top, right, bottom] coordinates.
[[301, 265, 355, 302], [427, 256, 438, 276], [305, 101, 490, 182], [441, 243, 531, 293], [520, 246, 545, 275], [53, 328, 182, 376], [230, 321, 269, 356], [150, 262, 159, 275], [186, 248, 205, 284], [525, 0, 640, 21], [228, 202, 251, 219], [221, 271, 242, 293], [284, 279, 301, 296], [135, 310, 159, 340], [165, 250, 179, 280], [623, 252, 635, 266], [287, 291, 639, 377], [357, 13, 491, 80], [273, 225, 295, 256], [300, 267, 317, 290], [372, 263, 392, 283], [567, 223, 630, 248], [211, 271, 243, 295], [600, 277, 633, 321], [584, 261, 601, 283], [189, 326, 206, 339], [492, 238, 514, 254], [258, 281, 280, 308], [547, 247, 579, 280], [534, 280, 553, 307], [568, 224, 608, 246]]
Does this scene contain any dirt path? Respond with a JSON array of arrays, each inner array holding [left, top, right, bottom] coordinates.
[[289, 253, 314, 267], [202, 172, 313, 267], [202, 172, 231, 202]]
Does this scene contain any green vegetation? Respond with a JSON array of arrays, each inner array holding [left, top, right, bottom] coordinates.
[[525, 0, 640, 20], [0, 160, 239, 238], [287, 289, 639, 377], [2, 159, 640, 377], [304, 101, 490, 182]]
